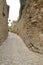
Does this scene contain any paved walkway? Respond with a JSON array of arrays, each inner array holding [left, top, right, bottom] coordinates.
[[0, 32, 43, 65]]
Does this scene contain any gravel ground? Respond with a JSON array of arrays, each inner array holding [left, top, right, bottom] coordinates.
[[0, 32, 43, 65]]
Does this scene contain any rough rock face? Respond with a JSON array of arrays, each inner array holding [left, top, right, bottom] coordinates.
[[17, 0, 43, 54], [11, 21, 18, 33], [0, 0, 9, 45]]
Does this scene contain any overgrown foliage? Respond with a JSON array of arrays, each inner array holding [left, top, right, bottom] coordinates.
[[8, 26, 13, 32]]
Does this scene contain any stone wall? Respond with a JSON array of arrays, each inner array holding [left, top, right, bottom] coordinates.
[[11, 21, 18, 33], [0, 0, 9, 45], [17, 0, 43, 54]]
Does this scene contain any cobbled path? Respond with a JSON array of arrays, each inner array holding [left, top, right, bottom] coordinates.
[[0, 32, 43, 65]]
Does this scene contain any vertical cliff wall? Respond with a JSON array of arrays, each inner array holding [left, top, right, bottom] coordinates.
[[17, 0, 43, 54], [0, 0, 9, 45]]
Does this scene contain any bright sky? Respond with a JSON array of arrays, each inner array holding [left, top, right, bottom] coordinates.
[[6, 0, 20, 26]]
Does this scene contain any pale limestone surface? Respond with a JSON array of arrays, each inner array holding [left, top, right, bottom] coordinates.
[[0, 32, 43, 65], [0, 0, 8, 44], [17, 0, 43, 54]]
